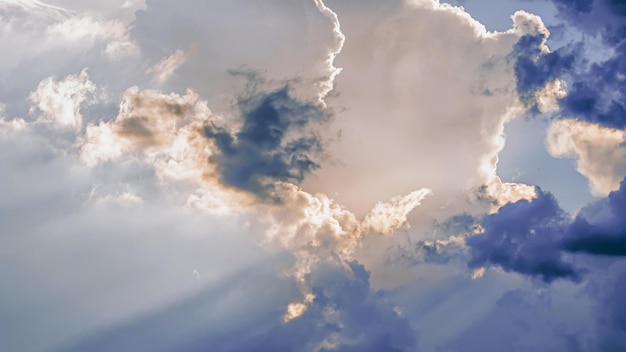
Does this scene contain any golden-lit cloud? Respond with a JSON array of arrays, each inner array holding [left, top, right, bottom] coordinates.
[[547, 119, 626, 196]]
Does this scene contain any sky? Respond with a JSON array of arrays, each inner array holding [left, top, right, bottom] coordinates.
[[1, 0, 626, 351]]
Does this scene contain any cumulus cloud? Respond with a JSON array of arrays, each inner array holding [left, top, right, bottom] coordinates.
[[513, 0, 626, 129], [363, 189, 433, 234], [467, 190, 580, 283], [80, 86, 210, 160], [72, 43, 433, 331], [79, 85, 251, 214], [547, 118, 626, 196], [262, 182, 431, 315], [305, 4, 543, 216], [466, 175, 626, 284], [6, 0, 626, 351], [29, 69, 96, 129]]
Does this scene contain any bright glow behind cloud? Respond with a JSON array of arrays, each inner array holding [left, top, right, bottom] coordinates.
[[3, 0, 626, 351]]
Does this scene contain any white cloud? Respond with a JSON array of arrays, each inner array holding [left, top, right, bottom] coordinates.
[[0, 117, 27, 132], [362, 188, 433, 234], [0, 0, 138, 74], [535, 79, 567, 113], [311, 0, 345, 106], [46, 16, 139, 59], [304, 4, 544, 216], [147, 48, 195, 84], [29, 69, 95, 129], [79, 86, 252, 214], [547, 118, 626, 196]]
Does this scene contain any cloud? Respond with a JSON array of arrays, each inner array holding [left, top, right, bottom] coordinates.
[[513, 32, 576, 110], [70, 40, 432, 338], [362, 189, 433, 234], [205, 83, 329, 200], [147, 48, 195, 84], [304, 4, 544, 216], [29, 69, 96, 129], [79, 85, 249, 214], [80, 86, 211, 160], [262, 182, 431, 307], [0, 123, 271, 352], [7, 0, 626, 351], [128, 0, 342, 107], [513, 0, 626, 129], [45, 15, 138, 59], [584, 262, 626, 350], [445, 287, 593, 351], [0, 0, 137, 74], [466, 175, 626, 283], [55, 260, 418, 352], [563, 176, 626, 257], [546, 118, 626, 196], [0, 0, 145, 130], [311, 0, 345, 106], [467, 189, 581, 283]]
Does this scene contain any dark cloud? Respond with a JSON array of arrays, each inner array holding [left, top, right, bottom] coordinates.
[[563, 177, 626, 256], [467, 190, 581, 282], [565, 234, 626, 256], [205, 84, 328, 200], [458, 178, 626, 347], [513, 34, 576, 111], [467, 176, 626, 283], [513, 0, 626, 128]]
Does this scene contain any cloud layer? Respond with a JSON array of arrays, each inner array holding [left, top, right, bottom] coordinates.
[[3, 0, 626, 351]]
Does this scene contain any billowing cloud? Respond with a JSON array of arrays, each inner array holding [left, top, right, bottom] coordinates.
[[547, 118, 626, 196], [29, 68, 96, 129], [467, 189, 580, 283], [467, 175, 626, 283], [514, 0, 626, 129], [305, 4, 543, 216], [5, 0, 626, 351]]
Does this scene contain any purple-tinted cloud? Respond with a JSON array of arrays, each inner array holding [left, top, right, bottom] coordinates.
[[56, 261, 417, 352], [468, 176, 626, 283], [514, 0, 626, 128], [467, 189, 581, 282]]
